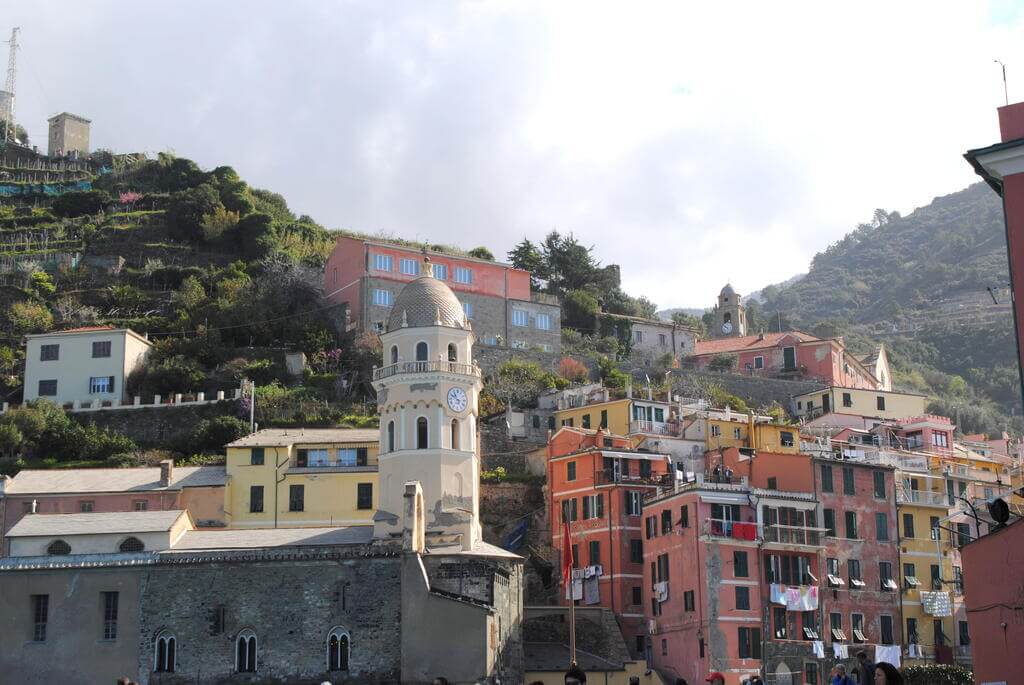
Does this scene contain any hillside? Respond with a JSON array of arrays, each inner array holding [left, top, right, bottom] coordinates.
[[754, 183, 1021, 432]]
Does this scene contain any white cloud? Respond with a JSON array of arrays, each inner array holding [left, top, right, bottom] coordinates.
[[6, 1, 1023, 309]]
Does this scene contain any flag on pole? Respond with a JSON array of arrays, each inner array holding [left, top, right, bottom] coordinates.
[[561, 516, 574, 587]]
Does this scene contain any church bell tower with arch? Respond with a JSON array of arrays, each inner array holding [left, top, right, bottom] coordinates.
[[371, 258, 483, 550], [714, 282, 747, 338]]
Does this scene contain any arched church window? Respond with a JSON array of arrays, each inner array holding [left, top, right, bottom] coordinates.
[[416, 342, 428, 362], [390, 345, 399, 365], [327, 627, 350, 671], [724, 312, 732, 324], [154, 632, 176, 673], [387, 421, 395, 452], [451, 419, 459, 450], [448, 343, 457, 363], [417, 417, 428, 449], [119, 536, 145, 553], [236, 629, 257, 673], [47, 539, 71, 555]]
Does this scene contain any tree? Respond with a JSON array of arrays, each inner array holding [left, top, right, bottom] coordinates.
[[234, 212, 277, 259], [201, 206, 240, 242], [541, 231, 599, 294], [191, 416, 249, 452], [562, 289, 599, 330], [0, 117, 29, 144], [634, 296, 658, 319], [7, 301, 53, 335], [557, 357, 590, 384], [708, 354, 737, 372], [508, 239, 545, 289], [208, 166, 254, 215], [29, 272, 56, 299], [52, 189, 112, 218], [166, 184, 223, 242], [467, 246, 495, 261]]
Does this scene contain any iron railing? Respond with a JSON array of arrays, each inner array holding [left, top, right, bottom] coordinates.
[[373, 360, 480, 380]]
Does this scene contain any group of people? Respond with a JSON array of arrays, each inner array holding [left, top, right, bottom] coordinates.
[[701, 651, 905, 685]]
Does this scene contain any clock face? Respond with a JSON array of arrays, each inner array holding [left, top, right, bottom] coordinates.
[[447, 387, 468, 413], [721, 321, 733, 334]]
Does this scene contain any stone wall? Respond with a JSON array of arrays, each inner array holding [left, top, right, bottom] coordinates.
[[70, 401, 240, 448], [665, 368, 827, 409]]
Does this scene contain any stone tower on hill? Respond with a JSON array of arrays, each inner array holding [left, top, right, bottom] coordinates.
[[713, 282, 747, 338]]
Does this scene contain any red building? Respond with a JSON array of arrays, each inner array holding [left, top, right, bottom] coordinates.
[[966, 101, 1024, 406], [691, 332, 880, 389], [322, 235, 561, 352], [547, 426, 671, 657], [960, 518, 1024, 685]]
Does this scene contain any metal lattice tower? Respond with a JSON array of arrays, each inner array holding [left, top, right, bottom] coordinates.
[[3, 27, 19, 143]]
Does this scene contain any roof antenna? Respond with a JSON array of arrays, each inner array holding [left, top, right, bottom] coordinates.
[[995, 60, 1008, 106]]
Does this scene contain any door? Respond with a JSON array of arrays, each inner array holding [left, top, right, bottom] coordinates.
[[822, 393, 831, 413], [783, 346, 796, 370]]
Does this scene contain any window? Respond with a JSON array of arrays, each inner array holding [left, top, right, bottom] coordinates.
[[625, 491, 642, 516], [399, 257, 420, 275], [780, 431, 794, 447], [932, 431, 949, 448], [805, 662, 819, 685], [848, 559, 864, 588], [336, 448, 357, 467], [582, 494, 604, 520], [823, 508, 836, 537], [581, 413, 591, 429], [733, 427, 742, 440], [902, 512, 915, 538], [754, 355, 764, 369], [40, 344, 59, 361], [236, 629, 258, 672], [417, 417, 428, 449], [119, 537, 145, 553], [877, 395, 886, 411], [588, 540, 601, 565], [102, 591, 119, 640], [632, 586, 642, 605], [155, 632, 176, 673], [633, 330, 643, 344], [904, 563, 919, 588], [372, 288, 393, 306], [683, 590, 695, 612], [92, 340, 112, 358], [31, 594, 48, 642], [462, 301, 473, 319], [880, 615, 894, 645], [852, 613, 866, 643], [876, 513, 889, 541], [711, 424, 721, 437], [802, 610, 819, 640], [328, 628, 350, 671], [845, 511, 858, 539], [511, 309, 528, 327], [357, 483, 373, 510], [767, 477, 777, 490], [630, 539, 643, 563], [566, 461, 576, 481], [288, 484, 304, 512], [387, 421, 395, 452], [930, 564, 941, 590], [661, 509, 672, 534], [873, 470, 886, 498], [830, 612, 846, 641], [373, 254, 392, 271], [600, 409, 608, 428], [738, 627, 761, 659], [656, 553, 670, 582], [880, 561, 897, 591], [251, 447, 264, 465], [536, 313, 552, 330], [842, 466, 855, 494], [38, 379, 58, 396], [657, 333, 667, 346], [661, 638, 668, 656], [432, 263, 448, 280], [735, 586, 750, 610], [958, 620, 970, 646], [734, 551, 749, 578], [454, 266, 472, 284], [773, 606, 788, 638], [906, 618, 918, 644], [820, 464, 833, 492], [842, 392, 852, 407], [80, 500, 94, 512], [47, 539, 71, 555], [562, 498, 578, 522], [680, 504, 689, 528], [89, 375, 115, 394], [826, 557, 842, 587], [134, 500, 148, 511]]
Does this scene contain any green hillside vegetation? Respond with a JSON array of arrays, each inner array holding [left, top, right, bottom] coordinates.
[[754, 183, 1021, 434]]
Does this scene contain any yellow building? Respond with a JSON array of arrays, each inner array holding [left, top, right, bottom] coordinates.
[[706, 414, 799, 454], [794, 386, 927, 422], [553, 397, 677, 437], [224, 428, 379, 528]]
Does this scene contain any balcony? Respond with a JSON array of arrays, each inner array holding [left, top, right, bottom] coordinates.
[[595, 469, 670, 488], [630, 420, 673, 436], [897, 488, 950, 507], [763, 523, 825, 548], [943, 464, 1001, 484], [373, 360, 481, 381], [702, 518, 761, 541]]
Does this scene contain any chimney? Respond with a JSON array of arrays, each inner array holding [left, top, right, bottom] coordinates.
[[998, 102, 1024, 142], [159, 460, 174, 487], [626, 377, 633, 399]]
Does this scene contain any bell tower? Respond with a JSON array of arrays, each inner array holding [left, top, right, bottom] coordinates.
[[372, 258, 483, 550], [714, 283, 746, 338]]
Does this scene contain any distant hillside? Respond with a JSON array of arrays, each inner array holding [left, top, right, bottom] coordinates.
[[754, 183, 1021, 433], [656, 307, 705, 321]]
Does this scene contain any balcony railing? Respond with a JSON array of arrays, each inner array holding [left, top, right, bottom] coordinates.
[[373, 360, 481, 381], [629, 420, 673, 436], [289, 460, 377, 472], [763, 523, 825, 547], [702, 518, 761, 540], [897, 489, 950, 507], [595, 469, 671, 487]]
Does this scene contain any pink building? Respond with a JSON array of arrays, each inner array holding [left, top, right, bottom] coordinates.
[[691, 332, 880, 389], [0, 461, 226, 554]]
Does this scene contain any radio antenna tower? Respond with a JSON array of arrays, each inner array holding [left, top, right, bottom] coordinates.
[[3, 27, 20, 143]]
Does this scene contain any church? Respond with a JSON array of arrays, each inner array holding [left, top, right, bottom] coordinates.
[[0, 259, 524, 684]]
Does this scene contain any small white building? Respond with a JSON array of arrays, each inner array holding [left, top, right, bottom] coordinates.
[[23, 327, 152, 407]]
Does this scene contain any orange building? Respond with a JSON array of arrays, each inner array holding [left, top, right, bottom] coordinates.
[[548, 426, 671, 658]]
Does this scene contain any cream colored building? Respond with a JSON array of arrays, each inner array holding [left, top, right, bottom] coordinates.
[[793, 385, 927, 423], [23, 326, 151, 406], [5, 509, 192, 557]]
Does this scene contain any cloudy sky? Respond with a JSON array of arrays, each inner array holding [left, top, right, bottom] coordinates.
[[8, 2, 1024, 308]]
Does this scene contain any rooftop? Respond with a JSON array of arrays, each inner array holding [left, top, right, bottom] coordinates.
[[226, 428, 379, 447], [694, 331, 821, 356], [385, 272, 468, 333], [171, 525, 373, 551], [6, 510, 187, 537], [4, 465, 226, 495], [25, 326, 151, 344]]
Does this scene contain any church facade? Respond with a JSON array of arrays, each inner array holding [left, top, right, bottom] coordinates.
[[0, 260, 523, 684]]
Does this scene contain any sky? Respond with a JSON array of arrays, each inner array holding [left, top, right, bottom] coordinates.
[[7, 1, 1024, 309]]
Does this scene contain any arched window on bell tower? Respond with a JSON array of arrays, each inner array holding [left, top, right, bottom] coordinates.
[[451, 419, 459, 450], [416, 342, 428, 361], [390, 345, 398, 364], [448, 343, 457, 363], [416, 417, 428, 449], [387, 420, 395, 452], [724, 312, 732, 324]]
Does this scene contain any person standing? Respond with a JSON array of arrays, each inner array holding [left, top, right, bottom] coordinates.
[[830, 664, 854, 685], [856, 651, 875, 684]]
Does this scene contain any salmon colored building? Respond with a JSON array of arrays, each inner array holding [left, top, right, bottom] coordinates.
[[960, 518, 1024, 685], [322, 235, 561, 352], [690, 332, 881, 389], [548, 426, 671, 657]]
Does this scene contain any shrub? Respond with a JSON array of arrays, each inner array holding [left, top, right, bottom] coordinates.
[[708, 354, 737, 372], [902, 664, 972, 685], [596, 356, 629, 390], [166, 183, 222, 242], [557, 357, 590, 384], [190, 416, 250, 452], [6, 301, 54, 335], [51, 189, 112, 217]]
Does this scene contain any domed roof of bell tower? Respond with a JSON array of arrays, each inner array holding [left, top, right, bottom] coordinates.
[[385, 262, 468, 333]]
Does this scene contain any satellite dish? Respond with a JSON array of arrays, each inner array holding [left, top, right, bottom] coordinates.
[[988, 498, 1010, 525]]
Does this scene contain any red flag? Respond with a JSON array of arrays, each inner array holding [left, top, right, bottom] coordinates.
[[562, 516, 574, 587]]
